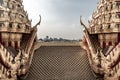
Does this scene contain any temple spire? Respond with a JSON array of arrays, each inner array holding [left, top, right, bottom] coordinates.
[[80, 16, 88, 32]]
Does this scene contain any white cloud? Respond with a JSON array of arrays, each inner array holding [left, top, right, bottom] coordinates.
[[23, 0, 98, 39]]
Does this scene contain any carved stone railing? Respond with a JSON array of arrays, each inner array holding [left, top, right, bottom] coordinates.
[[84, 26, 120, 78], [15, 16, 40, 79], [105, 43, 120, 68], [91, 42, 120, 79], [18, 28, 37, 78], [0, 43, 13, 68], [0, 43, 22, 79], [0, 63, 9, 79]]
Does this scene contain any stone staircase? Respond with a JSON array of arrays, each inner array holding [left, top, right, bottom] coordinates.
[[25, 46, 103, 80]]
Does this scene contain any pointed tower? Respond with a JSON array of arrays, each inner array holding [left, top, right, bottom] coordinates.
[[0, 0, 40, 79], [81, 0, 120, 79], [89, 0, 120, 48], [0, 0, 32, 48]]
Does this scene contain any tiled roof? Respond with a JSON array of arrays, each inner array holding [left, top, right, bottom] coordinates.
[[25, 46, 103, 80]]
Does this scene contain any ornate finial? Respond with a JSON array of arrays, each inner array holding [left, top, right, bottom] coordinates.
[[34, 15, 41, 28], [80, 16, 88, 31]]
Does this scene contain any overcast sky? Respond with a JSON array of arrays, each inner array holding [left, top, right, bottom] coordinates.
[[23, 0, 98, 39]]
